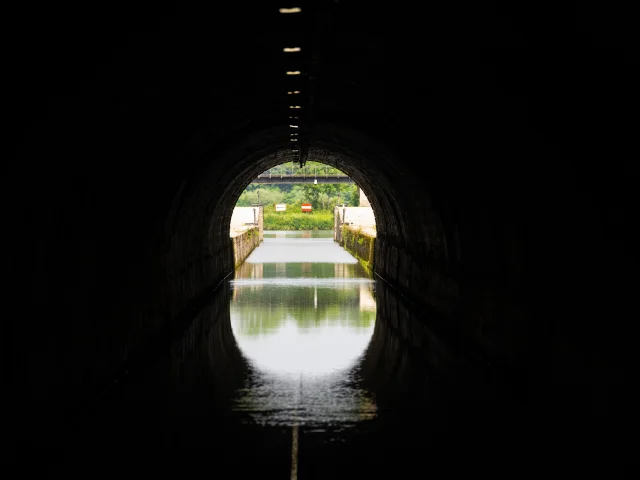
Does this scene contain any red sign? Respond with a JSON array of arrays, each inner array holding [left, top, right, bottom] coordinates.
[[301, 203, 312, 213]]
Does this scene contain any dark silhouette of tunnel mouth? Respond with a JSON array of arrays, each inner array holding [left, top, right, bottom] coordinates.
[[181, 125, 436, 246], [174, 122, 416, 243], [164, 122, 455, 362]]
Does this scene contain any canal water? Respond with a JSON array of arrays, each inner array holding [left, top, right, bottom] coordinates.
[[230, 230, 377, 429], [58, 230, 542, 477]]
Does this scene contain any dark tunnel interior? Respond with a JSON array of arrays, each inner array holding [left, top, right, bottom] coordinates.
[[5, 0, 639, 472]]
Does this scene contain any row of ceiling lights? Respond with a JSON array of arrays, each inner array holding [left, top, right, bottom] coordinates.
[[280, 6, 306, 166]]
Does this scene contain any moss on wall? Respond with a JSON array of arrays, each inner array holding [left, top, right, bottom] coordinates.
[[340, 225, 375, 271]]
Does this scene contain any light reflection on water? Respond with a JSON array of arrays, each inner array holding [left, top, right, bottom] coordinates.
[[230, 230, 377, 428]]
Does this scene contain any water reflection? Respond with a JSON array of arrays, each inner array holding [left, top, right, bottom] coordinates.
[[230, 230, 377, 428]]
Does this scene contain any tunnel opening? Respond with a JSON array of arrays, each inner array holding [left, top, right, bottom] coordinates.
[[157, 124, 459, 428], [230, 159, 375, 244], [220, 150, 382, 427], [165, 123, 454, 322], [157, 121, 502, 411]]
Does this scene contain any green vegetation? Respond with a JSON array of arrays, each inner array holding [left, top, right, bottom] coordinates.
[[263, 210, 334, 230], [236, 161, 359, 218], [232, 305, 376, 337], [341, 225, 375, 271], [237, 182, 358, 210], [234, 261, 372, 281], [262, 161, 346, 177], [231, 282, 376, 337], [235, 161, 361, 230]]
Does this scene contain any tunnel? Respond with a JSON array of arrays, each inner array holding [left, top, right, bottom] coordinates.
[[5, 0, 639, 472]]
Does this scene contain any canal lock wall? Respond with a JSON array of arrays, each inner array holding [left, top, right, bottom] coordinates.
[[335, 206, 376, 270], [339, 225, 375, 270], [230, 206, 263, 268], [232, 227, 261, 268]]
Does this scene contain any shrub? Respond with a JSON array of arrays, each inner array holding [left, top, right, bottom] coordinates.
[[264, 210, 334, 230]]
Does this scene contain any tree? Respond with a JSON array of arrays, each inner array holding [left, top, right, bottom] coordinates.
[[318, 192, 330, 210], [236, 187, 284, 206], [235, 164, 359, 209]]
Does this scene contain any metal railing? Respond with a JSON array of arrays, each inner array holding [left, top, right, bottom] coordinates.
[[256, 172, 350, 178]]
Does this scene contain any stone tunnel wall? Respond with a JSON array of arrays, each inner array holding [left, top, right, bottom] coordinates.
[[158, 124, 529, 381], [8, 1, 638, 446], [358, 279, 534, 456], [7, 122, 530, 446], [66, 281, 249, 449], [168, 280, 248, 411]]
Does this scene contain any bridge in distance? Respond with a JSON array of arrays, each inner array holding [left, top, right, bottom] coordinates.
[[250, 174, 354, 184]]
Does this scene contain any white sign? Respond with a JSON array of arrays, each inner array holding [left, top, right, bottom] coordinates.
[[275, 203, 287, 212]]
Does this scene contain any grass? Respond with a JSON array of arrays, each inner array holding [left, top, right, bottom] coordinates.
[[264, 210, 334, 230]]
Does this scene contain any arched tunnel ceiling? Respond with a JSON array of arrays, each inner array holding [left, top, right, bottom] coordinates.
[[6, 0, 640, 441], [182, 123, 414, 244]]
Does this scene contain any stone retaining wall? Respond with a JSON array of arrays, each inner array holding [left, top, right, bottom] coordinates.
[[232, 227, 261, 268], [340, 225, 375, 270]]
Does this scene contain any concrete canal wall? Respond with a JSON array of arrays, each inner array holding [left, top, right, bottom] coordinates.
[[334, 206, 376, 269], [231, 227, 261, 268], [334, 206, 376, 242], [339, 225, 375, 270], [230, 206, 263, 268]]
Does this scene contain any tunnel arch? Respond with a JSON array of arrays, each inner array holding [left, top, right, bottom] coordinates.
[[7, 1, 638, 457], [163, 122, 457, 322]]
